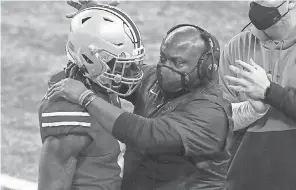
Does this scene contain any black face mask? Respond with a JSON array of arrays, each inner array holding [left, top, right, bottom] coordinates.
[[156, 64, 190, 100], [156, 63, 200, 92], [249, 1, 289, 30], [156, 64, 185, 92]]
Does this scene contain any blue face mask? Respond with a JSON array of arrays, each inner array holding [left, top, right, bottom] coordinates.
[[249, 1, 289, 30]]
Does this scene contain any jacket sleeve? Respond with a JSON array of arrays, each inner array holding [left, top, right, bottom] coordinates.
[[264, 82, 296, 122], [112, 99, 229, 156], [232, 101, 269, 131]]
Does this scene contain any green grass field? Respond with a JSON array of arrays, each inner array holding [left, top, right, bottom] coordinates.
[[1, 1, 249, 183]]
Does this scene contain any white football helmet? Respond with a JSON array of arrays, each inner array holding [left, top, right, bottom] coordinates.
[[65, 5, 145, 96]]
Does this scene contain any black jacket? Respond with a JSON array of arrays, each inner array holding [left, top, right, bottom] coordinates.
[[113, 65, 234, 190], [265, 82, 296, 122]]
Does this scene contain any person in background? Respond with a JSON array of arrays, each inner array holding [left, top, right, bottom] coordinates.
[[218, 0, 296, 189]]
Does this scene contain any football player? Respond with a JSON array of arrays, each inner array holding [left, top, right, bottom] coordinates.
[[37, 3, 145, 190]]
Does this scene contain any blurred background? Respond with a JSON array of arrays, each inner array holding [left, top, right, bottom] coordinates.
[[1, 0, 249, 188]]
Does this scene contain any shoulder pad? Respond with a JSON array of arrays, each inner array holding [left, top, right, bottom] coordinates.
[[38, 98, 94, 142], [40, 98, 89, 127]]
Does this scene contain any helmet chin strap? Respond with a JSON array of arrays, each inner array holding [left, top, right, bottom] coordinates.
[[108, 92, 122, 108], [97, 77, 122, 107]]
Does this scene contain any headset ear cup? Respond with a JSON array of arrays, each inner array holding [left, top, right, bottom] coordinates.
[[204, 53, 213, 80], [213, 51, 220, 67], [208, 54, 220, 80], [197, 52, 212, 80], [197, 55, 206, 80]]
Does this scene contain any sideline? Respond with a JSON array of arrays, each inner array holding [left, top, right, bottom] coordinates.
[[0, 174, 37, 190]]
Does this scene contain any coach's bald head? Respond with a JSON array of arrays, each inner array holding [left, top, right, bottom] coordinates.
[[161, 26, 207, 62]]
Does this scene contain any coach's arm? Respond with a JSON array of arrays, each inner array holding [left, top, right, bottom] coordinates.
[[45, 77, 228, 155], [84, 96, 229, 156], [38, 135, 91, 190]]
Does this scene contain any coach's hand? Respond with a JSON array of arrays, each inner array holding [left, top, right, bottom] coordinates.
[[225, 59, 271, 100], [66, 0, 120, 18], [45, 78, 87, 105], [225, 59, 271, 113]]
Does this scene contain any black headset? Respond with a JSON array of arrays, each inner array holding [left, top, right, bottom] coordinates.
[[165, 24, 220, 81]]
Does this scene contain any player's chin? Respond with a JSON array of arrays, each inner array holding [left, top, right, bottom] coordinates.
[[111, 81, 122, 90], [114, 82, 127, 93]]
